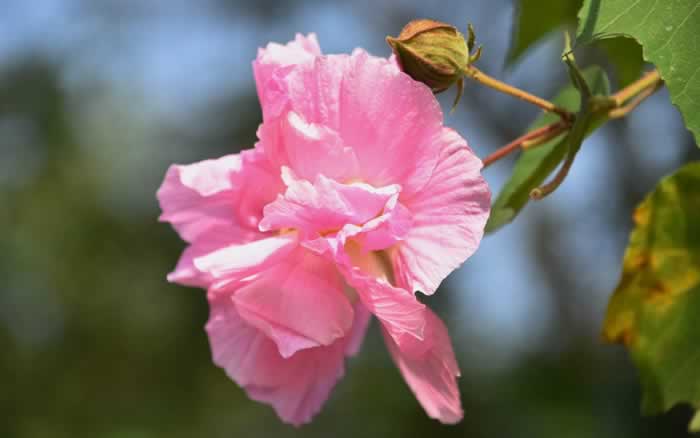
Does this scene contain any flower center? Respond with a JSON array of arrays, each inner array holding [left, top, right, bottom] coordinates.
[[346, 241, 395, 284], [341, 240, 396, 303]]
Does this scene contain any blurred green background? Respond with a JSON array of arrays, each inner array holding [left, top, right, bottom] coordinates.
[[2, 1, 699, 437]]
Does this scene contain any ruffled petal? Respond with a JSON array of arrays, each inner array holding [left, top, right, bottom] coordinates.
[[206, 293, 285, 388], [167, 243, 210, 287], [232, 248, 354, 358], [382, 308, 463, 424], [257, 50, 445, 195], [193, 233, 298, 280], [257, 111, 359, 181], [228, 148, 286, 231], [335, 51, 443, 196], [157, 155, 241, 242], [344, 303, 371, 357], [349, 197, 412, 252], [259, 168, 403, 241], [393, 128, 490, 295], [157, 149, 283, 242], [206, 290, 350, 426], [253, 33, 322, 121], [166, 225, 250, 288], [244, 350, 345, 426], [334, 245, 426, 344]]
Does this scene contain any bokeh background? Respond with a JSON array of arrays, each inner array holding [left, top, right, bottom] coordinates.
[[2, 1, 699, 437]]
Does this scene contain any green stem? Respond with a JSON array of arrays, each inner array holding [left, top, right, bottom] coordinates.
[[479, 70, 664, 170], [611, 70, 663, 107], [463, 65, 575, 121], [482, 121, 570, 168]]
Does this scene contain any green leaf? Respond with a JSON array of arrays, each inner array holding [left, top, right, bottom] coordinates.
[[595, 36, 644, 87], [508, 0, 581, 65], [603, 162, 700, 431], [577, 0, 700, 145], [485, 67, 610, 233]]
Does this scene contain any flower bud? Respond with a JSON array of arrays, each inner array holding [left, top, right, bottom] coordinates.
[[387, 19, 469, 93]]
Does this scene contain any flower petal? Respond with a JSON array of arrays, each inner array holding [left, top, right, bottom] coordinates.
[[157, 149, 283, 242], [253, 33, 322, 121], [382, 308, 463, 424], [344, 303, 371, 357], [232, 248, 354, 358], [206, 292, 348, 426], [228, 148, 286, 231], [336, 51, 443, 196], [167, 225, 250, 288], [259, 168, 404, 242], [244, 350, 345, 426], [257, 111, 359, 181], [193, 233, 298, 279], [336, 245, 426, 344], [393, 128, 490, 295], [257, 50, 445, 194], [350, 197, 412, 252], [157, 155, 240, 242]]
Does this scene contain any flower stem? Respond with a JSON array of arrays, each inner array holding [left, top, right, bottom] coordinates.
[[611, 70, 663, 107], [522, 122, 569, 149], [482, 121, 569, 168], [481, 69, 664, 169], [609, 77, 663, 119], [464, 65, 575, 121], [529, 149, 576, 200]]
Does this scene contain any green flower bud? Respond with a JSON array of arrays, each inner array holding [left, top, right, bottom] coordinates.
[[387, 19, 469, 94]]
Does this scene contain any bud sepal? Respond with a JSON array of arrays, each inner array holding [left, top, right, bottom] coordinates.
[[387, 19, 472, 109]]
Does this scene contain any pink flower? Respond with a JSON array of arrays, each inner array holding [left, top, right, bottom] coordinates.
[[157, 33, 490, 426]]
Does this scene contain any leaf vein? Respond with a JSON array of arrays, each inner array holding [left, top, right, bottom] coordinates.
[[599, 0, 643, 33], [633, 0, 660, 33], [651, 2, 700, 56], [674, 65, 700, 99]]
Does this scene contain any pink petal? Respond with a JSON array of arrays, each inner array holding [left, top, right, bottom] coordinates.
[[206, 293, 285, 388], [335, 246, 426, 344], [393, 128, 491, 295], [157, 149, 283, 242], [245, 355, 344, 427], [382, 308, 463, 424], [256, 34, 321, 69], [232, 248, 354, 358], [350, 197, 412, 252], [193, 233, 298, 279], [253, 34, 322, 121], [160, 149, 287, 290], [344, 303, 371, 357], [257, 50, 444, 194], [157, 154, 241, 242], [168, 244, 210, 287], [257, 111, 359, 181], [206, 291, 350, 426], [166, 225, 250, 288], [336, 51, 443, 196], [259, 168, 403, 242], [228, 148, 286, 231]]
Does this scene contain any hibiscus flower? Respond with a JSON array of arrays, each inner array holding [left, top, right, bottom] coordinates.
[[157, 33, 490, 426]]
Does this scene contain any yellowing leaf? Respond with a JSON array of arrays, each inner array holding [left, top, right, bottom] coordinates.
[[604, 161, 700, 430]]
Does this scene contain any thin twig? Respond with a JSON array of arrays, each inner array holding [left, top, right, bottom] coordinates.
[[482, 121, 569, 168], [530, 149, 576, 200], [464, 65, 575, 122], [522, 123, 569, 149], [609, 81, 663, 119], [611, 70, 663, 107]]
